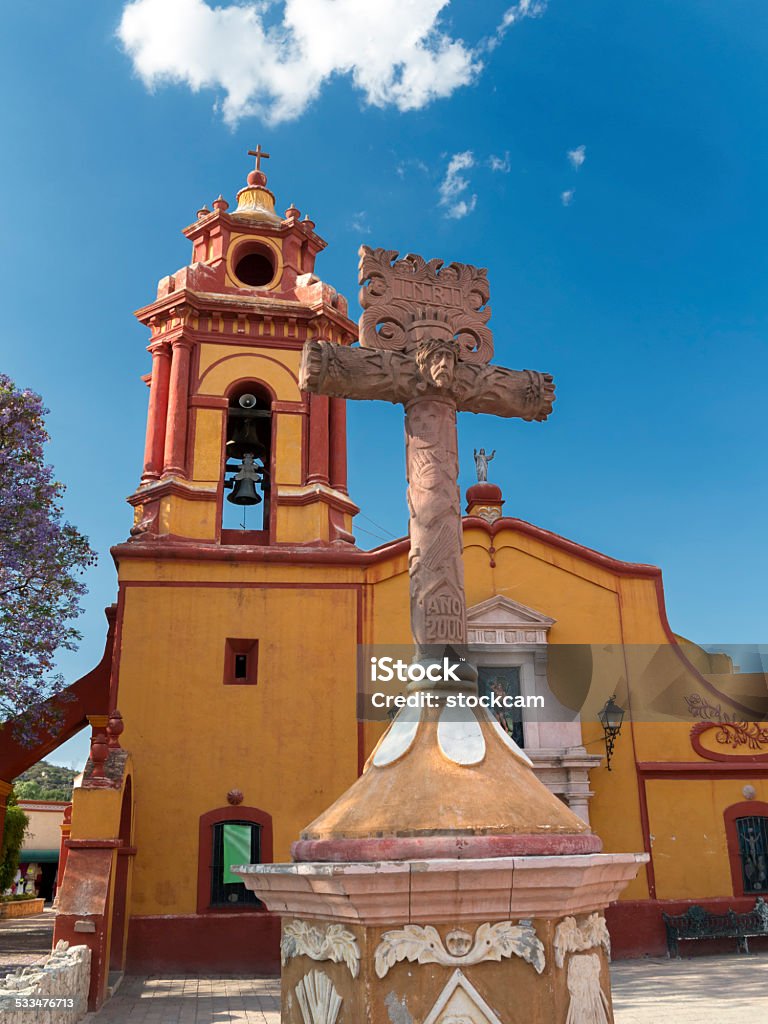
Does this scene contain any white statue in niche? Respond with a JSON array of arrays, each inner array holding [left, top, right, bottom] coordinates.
[[565, 954, 610, 1024]]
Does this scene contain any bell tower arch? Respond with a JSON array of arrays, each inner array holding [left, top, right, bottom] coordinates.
[[128, 151, 359, 546]]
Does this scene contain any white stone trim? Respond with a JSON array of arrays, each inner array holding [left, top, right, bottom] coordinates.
[[466, 596, 601, 825], [466, 594, 556, 646]]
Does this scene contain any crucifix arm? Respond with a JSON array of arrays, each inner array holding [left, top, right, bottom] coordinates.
[[453, 363, 555, 422], [300, 340, 418, 404]]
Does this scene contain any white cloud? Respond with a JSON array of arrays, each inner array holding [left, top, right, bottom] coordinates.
[[561, 189, 574, 206], [488, 152, 511, 173], [351, 211, 371, 235], [438, 151, 477, 219], [118, 0, 483, 125], [448, 197, 478, 218], [396, 157, 430, 179], [568, 144, 586, 169], [488, 0, 547, 50], [118, 0, 549, 124]]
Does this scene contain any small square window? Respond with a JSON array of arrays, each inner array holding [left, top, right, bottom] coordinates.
[[224, 639, 258, 685]]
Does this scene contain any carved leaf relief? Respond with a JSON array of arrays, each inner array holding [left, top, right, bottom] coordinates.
[[374, 920, 545, 979], [282, 920, 360, 978], [554, 913, 611, 969]]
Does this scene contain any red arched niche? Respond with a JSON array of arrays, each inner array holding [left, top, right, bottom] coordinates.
[[197, 806, 273, 914], [724, 800, 768, 897]]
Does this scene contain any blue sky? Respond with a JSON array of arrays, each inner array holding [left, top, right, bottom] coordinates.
[[2, 1, 767, 767]]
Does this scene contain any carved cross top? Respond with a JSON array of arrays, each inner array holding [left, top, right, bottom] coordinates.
[[358, 247, 493, 363], [300, 247, 556, 661]]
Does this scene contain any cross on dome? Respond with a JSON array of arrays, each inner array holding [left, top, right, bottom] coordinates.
[[248, 145, 270, 172]]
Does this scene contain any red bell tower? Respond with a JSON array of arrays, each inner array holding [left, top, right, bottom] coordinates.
[[128, 151, 359, 546]]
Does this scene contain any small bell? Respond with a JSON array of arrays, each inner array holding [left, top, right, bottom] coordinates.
[[226, 452, 262, 505]]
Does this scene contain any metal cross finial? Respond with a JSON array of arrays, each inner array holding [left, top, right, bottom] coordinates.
[[248, 145, 270, 172]]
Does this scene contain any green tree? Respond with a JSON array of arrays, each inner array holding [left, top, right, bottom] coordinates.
[[13, 780, 41, 800], [14, 761, 78, 801], [0, 794, 29, 894]]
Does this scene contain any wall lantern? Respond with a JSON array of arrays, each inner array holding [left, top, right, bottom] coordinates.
[[598, 695, 625, 771]]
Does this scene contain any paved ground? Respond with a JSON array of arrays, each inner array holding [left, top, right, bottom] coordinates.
[[0, 906, 55, 975], [87, 977, 281, 1023], [2, 915, 767, 1022], [86, 955, 768, 1023], [611, 954, 768, 1023]]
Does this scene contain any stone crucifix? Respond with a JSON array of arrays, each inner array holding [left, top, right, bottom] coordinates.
[[300, 247, 555, 663]]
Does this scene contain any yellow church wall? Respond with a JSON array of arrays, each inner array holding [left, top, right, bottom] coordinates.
[[274, 502, 329, 543], [159, 494, 217, 541], [615, 577, 670, 643], [273, 413, 304, 486], [582, 717, 650, 900], [631, 722, 703, 763], [489, 544, 623, 643], [196, 347, 302, 402], [645, 778, 768, 899], [115, 583, 359, 915], [480, 528, 621, 588], [70, 785, 126, 842], [117, 557, 364, 586], [365, 571, 411, 645], [191, 408, 225, 482]]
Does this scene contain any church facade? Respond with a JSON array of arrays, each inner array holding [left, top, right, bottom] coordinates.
[[3, 156, 765, 1008]]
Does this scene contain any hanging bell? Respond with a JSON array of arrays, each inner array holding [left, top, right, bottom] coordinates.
[[226, 452, 262, 506], [226, 415, 267, 461]]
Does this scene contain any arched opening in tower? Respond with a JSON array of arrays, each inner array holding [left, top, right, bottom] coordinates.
[[222, 383, 272, 536]]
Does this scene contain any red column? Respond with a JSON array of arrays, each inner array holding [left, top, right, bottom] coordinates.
[[307, 393, 330, 485], [53, 803, 72, 906], [163, 337, 193, 477], [328, 397, 348, 494], [141, 341, 171, 482]]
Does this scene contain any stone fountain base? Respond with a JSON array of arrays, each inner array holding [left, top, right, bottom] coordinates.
[[239, 852, 647, 1024]]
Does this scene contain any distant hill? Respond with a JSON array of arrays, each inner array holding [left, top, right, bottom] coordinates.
[[13, 761, 78, 802]]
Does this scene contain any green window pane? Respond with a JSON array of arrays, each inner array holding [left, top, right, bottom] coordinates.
[[222, 823, 253, 884]]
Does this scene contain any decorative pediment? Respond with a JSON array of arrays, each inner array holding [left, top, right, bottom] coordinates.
[[467, 595, 555, 646], [423, 969, 504, 1024]]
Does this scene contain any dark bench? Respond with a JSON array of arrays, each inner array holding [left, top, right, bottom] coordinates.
[[663, 898, 768, 957]]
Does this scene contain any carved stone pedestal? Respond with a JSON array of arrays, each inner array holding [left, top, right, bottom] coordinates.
[[239, 852, 646, 1024]]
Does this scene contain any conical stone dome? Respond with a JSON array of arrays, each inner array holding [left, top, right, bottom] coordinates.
[[293, 689, 600, 862]]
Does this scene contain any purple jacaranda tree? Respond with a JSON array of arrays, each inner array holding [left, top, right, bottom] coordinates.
[[0, 374, 96, 743]]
